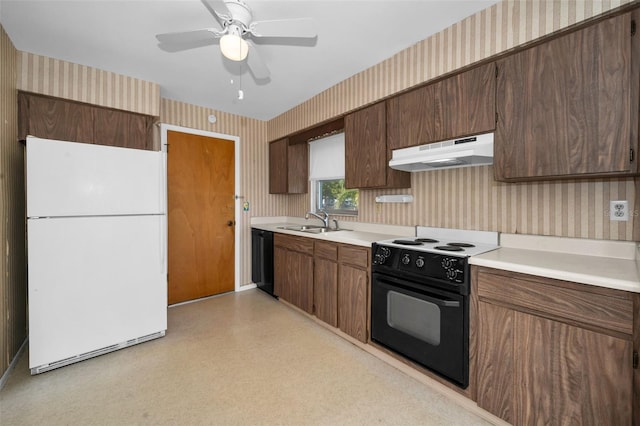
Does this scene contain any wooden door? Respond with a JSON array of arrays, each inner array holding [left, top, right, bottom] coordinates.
[[167, 130, 235, 304]]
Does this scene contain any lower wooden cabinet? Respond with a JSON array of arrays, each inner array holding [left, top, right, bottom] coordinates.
[[337, 245, 369, 343], [473, 266, 637, 425], [274, 234, 370, 343], [313, 241, 338, 327], [273, 234, 313, 313]]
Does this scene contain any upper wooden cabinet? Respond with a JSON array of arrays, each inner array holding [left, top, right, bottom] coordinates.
[[18, 92, 154, 150], [494, 11, 638, 181], [434, 63, 496, 142], [93, 108, 153, 150], [344, 102, 410, 189], [387, 62, 496, 151], [268, 138, 308, 194], [386, 84, 437, 150]]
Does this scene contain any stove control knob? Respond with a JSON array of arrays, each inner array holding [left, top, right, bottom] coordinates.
[[381, 247, 391, 257], [446, 269, 458, 280], [415, 257, 425, 268], [374, 254, 386, 265], [402, 254, 411, 265], [442, 257, 456, 269]]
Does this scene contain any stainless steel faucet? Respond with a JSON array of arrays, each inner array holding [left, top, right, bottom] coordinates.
[[305, 210, 329, 228]]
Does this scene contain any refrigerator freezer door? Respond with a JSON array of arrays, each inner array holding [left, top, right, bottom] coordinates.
[[26, 136, 166, 218], [28, 215, 167, 370]]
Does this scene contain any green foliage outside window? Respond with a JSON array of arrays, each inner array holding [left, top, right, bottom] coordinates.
[[317, 179, 358, 214]]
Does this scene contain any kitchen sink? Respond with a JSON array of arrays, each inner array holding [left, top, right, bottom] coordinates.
[[276, 225, 323, 231], [276, 225, 343, 233]]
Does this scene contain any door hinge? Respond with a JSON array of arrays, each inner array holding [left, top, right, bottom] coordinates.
[[495, 112, 499, 125], [633, 351, 638, 369], [495, 66, 498, 77], [632, 20, 636, 37], [630, 148, 635, 162]]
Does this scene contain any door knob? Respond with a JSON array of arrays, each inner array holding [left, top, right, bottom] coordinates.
[[227, 220, 234, 227]]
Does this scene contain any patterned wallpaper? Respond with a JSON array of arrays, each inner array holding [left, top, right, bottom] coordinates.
[[0, 26, 26, 379], [17, 52, 160, 116], [269, 0, 638, 241]]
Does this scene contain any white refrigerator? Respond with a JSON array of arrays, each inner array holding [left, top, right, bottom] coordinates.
[[26, 136, 167, 374]]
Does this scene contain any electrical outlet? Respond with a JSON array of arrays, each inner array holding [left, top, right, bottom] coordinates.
[[610, 200, 629, 221]]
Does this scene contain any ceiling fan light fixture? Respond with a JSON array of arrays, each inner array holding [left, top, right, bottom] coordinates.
[[220, 28, 248, 61]]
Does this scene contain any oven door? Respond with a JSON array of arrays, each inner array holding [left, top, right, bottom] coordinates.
[[371, 272, 468, 388]]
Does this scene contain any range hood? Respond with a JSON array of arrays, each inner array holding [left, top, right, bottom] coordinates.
[[389, 133, 494, 172]]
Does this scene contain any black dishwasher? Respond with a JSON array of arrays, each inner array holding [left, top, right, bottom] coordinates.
[[251, 228, 275, 297]]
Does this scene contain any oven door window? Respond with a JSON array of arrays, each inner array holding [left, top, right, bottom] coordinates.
[[387, 291, 440, 345]]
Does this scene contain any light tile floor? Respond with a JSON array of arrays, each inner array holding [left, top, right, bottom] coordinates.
[[0, 289, 496, 425]]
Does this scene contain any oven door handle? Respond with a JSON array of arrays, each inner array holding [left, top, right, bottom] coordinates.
[[376, 275, 461, 308]]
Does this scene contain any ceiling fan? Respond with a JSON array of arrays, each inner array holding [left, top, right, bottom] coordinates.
[[156, 0, 317, 80]]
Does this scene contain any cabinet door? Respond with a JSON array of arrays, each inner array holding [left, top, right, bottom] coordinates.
[[495, 12, 634, 180], [477, 300, 634, 424], [289, 250, 313, 314], [386, 84, 436, 150], [25, 93, 95, 143], [476, 301, 516, 423], [314, 257, 338, 326], [94, 108, 153, 150], [515, 311, 633, 425], [345, 102, 409, 189], [435, 63, 496, 141], [273, 245, 288, 300], [345, 102, 387, 188], [338, 264, 368, 343], [286, 141, 308, 194], [269, 139, 288, 194]]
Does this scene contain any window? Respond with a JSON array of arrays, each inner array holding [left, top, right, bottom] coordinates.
[[309, 132, 358, 215]]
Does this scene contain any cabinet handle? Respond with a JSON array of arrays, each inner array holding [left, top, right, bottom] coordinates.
[[227, 220, 234, 227]]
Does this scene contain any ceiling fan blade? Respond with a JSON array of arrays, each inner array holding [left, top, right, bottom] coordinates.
[[158, 39, 219, 53], [201, 0, 232, 26], [250, 18, 316, 38], [246, 41, 270, 80], [156, 29, 221, 45]]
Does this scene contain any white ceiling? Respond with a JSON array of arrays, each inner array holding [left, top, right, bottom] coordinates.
[[0, 0, 498, 120]]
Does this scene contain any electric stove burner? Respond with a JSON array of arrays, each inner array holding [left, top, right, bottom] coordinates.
[[392, 239, 423, 246], [434, 245, 465, 252], [415, 238, 439, 243], [447, 242, 475, 248]]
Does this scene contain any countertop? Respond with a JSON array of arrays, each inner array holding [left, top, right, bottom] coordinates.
[[252, 218, 640, 293], [251, 218, 412, 248], [470, 233, 640, 293]]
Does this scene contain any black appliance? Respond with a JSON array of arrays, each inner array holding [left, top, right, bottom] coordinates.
[[370, 230, 498, 389], [251, 228, 274, 297]]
